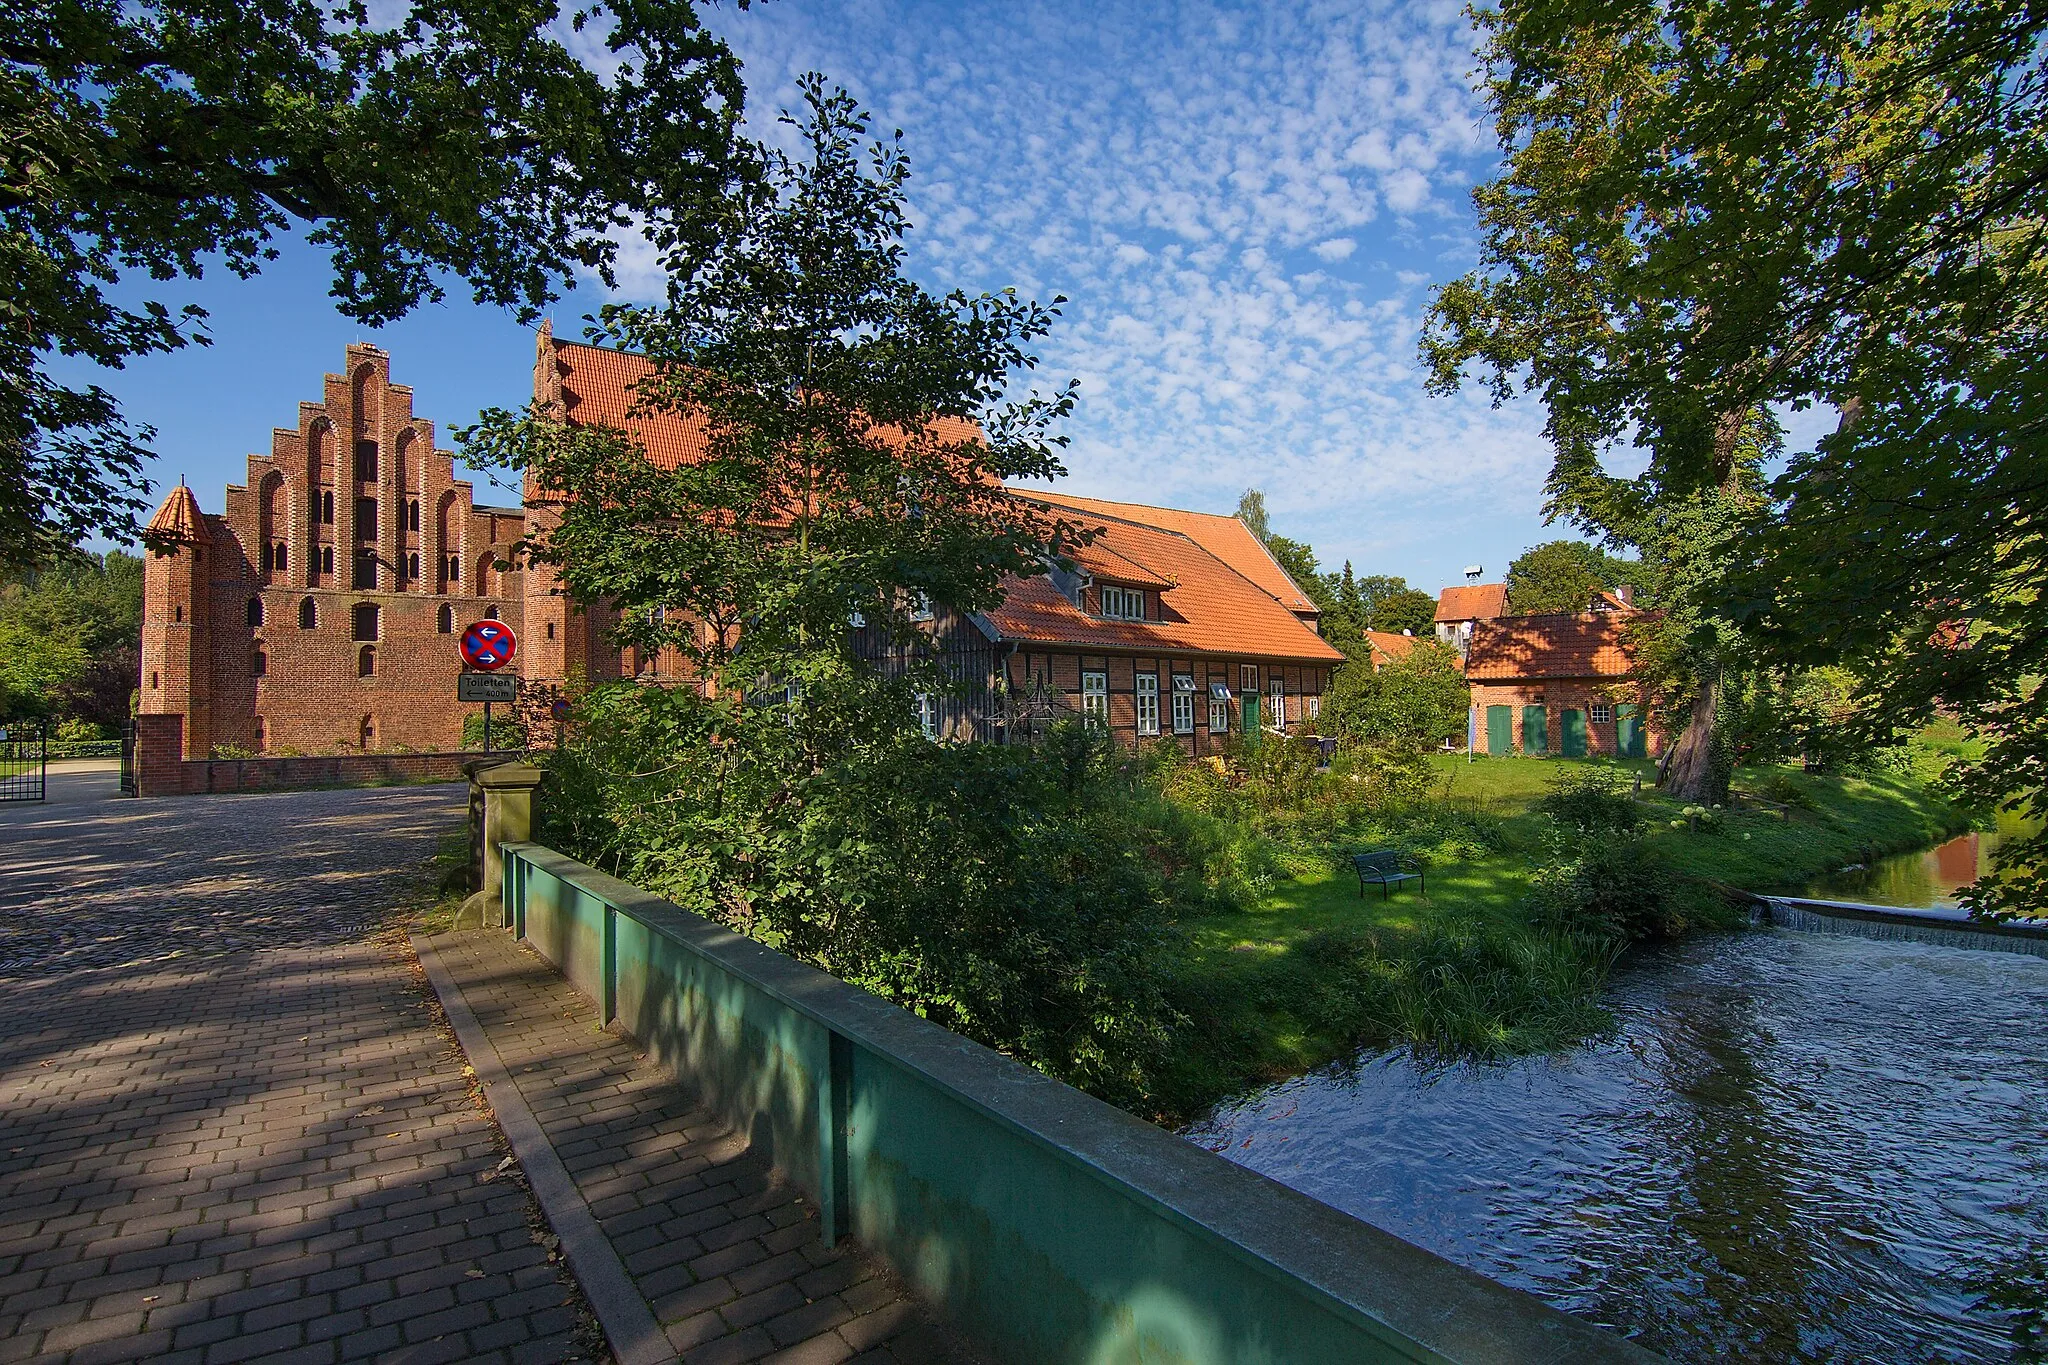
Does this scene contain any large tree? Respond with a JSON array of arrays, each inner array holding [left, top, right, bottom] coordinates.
[[464, 78, 1120, 1008], [1506, 539, 1638, 615], [1421, 0, 2048, 836], [4, 0, 751, 569]]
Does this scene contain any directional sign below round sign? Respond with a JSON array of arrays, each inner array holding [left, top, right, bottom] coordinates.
[[459, 620, 518, 672]]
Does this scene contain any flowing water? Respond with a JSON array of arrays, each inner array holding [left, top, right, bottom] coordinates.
[[1188, 929, 2048, 1362]]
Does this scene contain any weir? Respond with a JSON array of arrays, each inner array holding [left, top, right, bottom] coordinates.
[[1761, 896, 2048, 959]]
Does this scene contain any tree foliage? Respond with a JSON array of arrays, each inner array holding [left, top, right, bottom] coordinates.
[[4, 0, 752, 568], [1506, 539, 1637, 615], [466, 83, 1186, 1091], [1322, 639, 1470, 755], [1421, 0, 2048, 831], [1235, 487, 1270, 542], [1370, 588, 1437, 638], [0, 548, 142, 723]]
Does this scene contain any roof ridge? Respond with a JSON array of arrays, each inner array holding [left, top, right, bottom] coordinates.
[[1030, 487, 1242, 525]]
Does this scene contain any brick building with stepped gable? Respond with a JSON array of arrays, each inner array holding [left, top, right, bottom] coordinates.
[[140, 329, 1343, 765], [140, 343, 526, 757]]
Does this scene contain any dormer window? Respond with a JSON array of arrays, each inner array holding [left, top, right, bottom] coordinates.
[[1100, 586, 1146, 620]]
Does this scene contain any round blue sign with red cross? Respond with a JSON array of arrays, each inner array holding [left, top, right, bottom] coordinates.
[[459, 620, 518, 672]]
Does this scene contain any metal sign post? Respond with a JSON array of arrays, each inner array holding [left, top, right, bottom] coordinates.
[[457, 622, 520, 754]]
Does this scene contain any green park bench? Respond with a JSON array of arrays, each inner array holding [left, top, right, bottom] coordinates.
[[1352, 849, 1424, 900]]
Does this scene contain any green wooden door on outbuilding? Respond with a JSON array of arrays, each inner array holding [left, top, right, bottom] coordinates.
[[1616, 703, 1646, 758], [1522, 705, 1548, 755], [1560, 708, 1587, 757], [1486, 705, 1512, 755]]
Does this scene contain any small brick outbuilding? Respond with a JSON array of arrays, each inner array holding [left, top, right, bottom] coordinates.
[[1463, 606, 1656, 759]]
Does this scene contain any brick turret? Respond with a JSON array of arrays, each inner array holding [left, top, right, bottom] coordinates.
[[140, 484, 214, 759]]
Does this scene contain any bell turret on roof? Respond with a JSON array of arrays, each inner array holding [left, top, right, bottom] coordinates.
[[145, 483, 212, 545]]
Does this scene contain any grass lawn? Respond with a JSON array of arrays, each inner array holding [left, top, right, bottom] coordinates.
[[1153, 751, 1973, 1121]]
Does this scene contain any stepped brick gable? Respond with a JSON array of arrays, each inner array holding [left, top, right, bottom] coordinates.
[[140, 344, 525, 757]]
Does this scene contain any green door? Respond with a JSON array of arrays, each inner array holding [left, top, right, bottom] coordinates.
[[1242, 693, 1260, 739], [1560, 708, 1587, 758], [1486, 705, 1512, 756], [1616, 703, 1646, 759], [1522, 705, 1549, 755]]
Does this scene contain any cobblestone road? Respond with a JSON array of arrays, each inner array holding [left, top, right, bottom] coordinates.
[[0, 772, 601, 1363], [0, 767, 463, 976]]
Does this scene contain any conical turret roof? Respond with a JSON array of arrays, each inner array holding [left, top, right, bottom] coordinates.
[[145, 484, 212, 545]]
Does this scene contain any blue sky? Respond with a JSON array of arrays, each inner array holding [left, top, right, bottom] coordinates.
[[77, 0, 1683, 594]]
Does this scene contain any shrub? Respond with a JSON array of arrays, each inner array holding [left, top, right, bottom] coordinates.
[[53, 716, 108, 743], [1529, 834, 1673, 941], [462, 711, 529, 750], [540, 697, 1185, 1108], [1537, 764, 1641, 833], [1750, 768, 1817, 810]]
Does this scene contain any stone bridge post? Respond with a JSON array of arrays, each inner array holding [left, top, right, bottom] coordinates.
[[463, 761, 543, 928]]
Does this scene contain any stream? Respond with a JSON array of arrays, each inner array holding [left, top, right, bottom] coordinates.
[[1188, 926, 2048, 1361]]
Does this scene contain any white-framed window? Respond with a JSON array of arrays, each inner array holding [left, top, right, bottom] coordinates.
[[1081, 671, 1108, 725], [911, 592, 934, 622], [1100, 586, 1145, 620], [1209, 679, 1231, 733], [1171, 675, 1195, 733], [1269, 676, 1286, 728], [1307, 694, 1321, 721], [1591, 703, 1613, 725], [916, 693, 939, 739], [1136, 673, 1160, 735]]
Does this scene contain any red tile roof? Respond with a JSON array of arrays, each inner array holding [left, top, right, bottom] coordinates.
[[534, 330, 1334, 664], [1019, 489, 1319, 615], [1362, 630, 1421, 666], [1435, 582, 1508, 623], [989, 504, 1342, 662], [544, 335, 981, 471], [1464, 613, 1637, 680], [145, 485, 211, 545]]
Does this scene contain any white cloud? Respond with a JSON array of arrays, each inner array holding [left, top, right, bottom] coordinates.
[[659, 0, 1554, 589]]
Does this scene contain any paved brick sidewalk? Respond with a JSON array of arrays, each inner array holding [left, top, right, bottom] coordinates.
[[0, 940, 599, 1364], [0, 777, 601, 1364], [430, 930, 971, 1365]]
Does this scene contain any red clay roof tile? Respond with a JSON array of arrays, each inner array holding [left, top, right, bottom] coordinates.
[[1020, 489, 1319, 615], [1435, 582, 1508, 623], [1464, 613, 1637, 680], [989, 504, 1342, 662]]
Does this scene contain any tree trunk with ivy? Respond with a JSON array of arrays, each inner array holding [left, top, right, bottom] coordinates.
[[1659, 670, 1728, 804]]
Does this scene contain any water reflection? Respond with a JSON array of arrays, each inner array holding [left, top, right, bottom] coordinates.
[[1808, 809, 2038, 908], [1188, 930, 2048, 1362]]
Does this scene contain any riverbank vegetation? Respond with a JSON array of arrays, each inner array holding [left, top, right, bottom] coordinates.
[[1133, 737, 1969, 1119]]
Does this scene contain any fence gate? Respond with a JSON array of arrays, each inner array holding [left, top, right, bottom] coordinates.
[[0, 720, 48, 803], [119, 719, 139, 796]]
